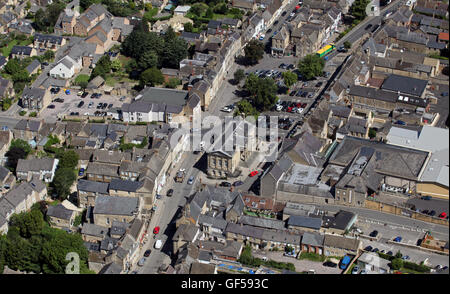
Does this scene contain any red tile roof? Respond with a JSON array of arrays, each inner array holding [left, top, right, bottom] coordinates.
[[438, 32, 449, 41]]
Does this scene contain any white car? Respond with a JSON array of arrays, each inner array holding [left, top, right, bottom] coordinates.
[[290, 12, 295, 17], [297, 108, 304, 114], [221, 106, 232, 113], [276, 104, 283, 111], [77, 91, 84, 96]]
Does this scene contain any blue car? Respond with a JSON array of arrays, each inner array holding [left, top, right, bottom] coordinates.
[[395, 120, 406, 125], [78, 168, 85, 176], [394, 236, 402, 242]]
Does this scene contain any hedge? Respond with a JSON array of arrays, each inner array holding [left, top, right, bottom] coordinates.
[[402, 261, 430, 273]]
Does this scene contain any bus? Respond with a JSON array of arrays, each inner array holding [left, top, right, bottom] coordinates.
[[340, 255, 351, 270], [316, 44, 335, 58]]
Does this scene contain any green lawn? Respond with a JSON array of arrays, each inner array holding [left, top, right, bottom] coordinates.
[[1, 38, 33, 57], [298, 252, 326, 262]]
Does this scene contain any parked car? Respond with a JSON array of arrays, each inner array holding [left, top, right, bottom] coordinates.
[[144, 250, 151, 257], [221, 106, 232, 113], [394, 236, 402, 242], [323, 261, 337, 268], [402, 255, 410, 260], [370, 230, 379, 237], [351, 266, 359, 274], [387, 251, 393, 256], [441, 92, 448, 97], [77, 101, 84, 108], [167, 189, 173, 197], [48, 104, 55, 109], [81, 92, 89, 98], [372, 248, 379, 253], [153, 226, 160, 234], [439, 212, 447, 219], [364, 245, 373, 251], [249, 170, 259, 177], [88, 102, 94, 108], [187, 176, 194, 185], [429, 210, 436, 216], [78, 168, 85, 176], [421, 196, 432, 200], [365, 24, 373, 30], [395, 120, 406, 125], [220, 181, 232, 187], [360, 269, 367, 274], [233, 180, 244, 186], [138, 258, 146, 267]]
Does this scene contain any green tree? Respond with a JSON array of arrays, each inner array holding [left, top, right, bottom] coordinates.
[[233, 68, 245, 84], [137, 50, 158, 71], [90, 55, 111, 79], [298, 54, 325, 80], [184, 22, 194, 33], [58, 150, 79, 169], [12, 70, 31, 84], [205, 7, 214, 18], [140, 67, 164, 86], [234, 99, 259, 117], [349, 0, 371, 22], [42, 50, 55, 62], [110, 59, 122, 72], [52, 168, 77, 200], [244, 74, 278, 111], [395, 251, 403, 259], [4, 58, 21, 75], [282, 71, 298, 87], [165, 77, 181, 88], [368, 128, 377, 139], [162, 37, 188, 69], [10, 139, 32, 155], [9, 209, 44, 239], [390, 258, 403, 270], [344, 41, 352, 49], [244, 40, 264, 65]]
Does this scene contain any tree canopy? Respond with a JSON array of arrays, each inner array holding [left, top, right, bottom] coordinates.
[[140, 67, 164, 87], [297, 54, 325, 80], [244, 74, 278, 111], [244, 40, 265, 65], [52, 167, 77, 200], [282, 71, 298, 87]]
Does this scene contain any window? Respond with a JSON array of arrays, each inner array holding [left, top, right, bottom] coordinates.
[[106, 218, 110, 224]]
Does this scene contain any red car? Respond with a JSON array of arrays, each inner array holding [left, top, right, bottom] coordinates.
[[439, 212, 447, 219], [153, 226, 160, 234], [287, 107, 293, 112], [250, 171, 259, 177]]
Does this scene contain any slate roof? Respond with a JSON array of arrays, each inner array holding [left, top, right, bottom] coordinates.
[[14, 119, 41, 132], [93, 196, 139, 216], [288, 215, 322, 230], [47, 204, 74, 220], [301, 232, 324, 247], [381, 74, 428, 97], [109, 178, 143, 192], [81, 223, 108, 237], [239, 215, 285, 230], [11, 46, 32, 56], [77, 179, 109, 194], [16, 158, 56, 173], [323, 234, 360, 251], [25, 59, 41, 74]]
